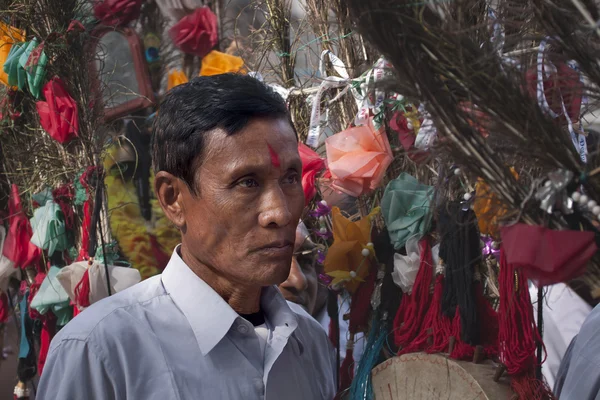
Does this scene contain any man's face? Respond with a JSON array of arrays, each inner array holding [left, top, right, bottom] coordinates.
[[279, 226, 320, 314], [176, 118, 304, 287]]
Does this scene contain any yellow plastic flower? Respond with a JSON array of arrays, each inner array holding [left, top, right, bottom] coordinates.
[[324, 206, 379, 293], [0, 22, 25, 88], [167, 69, 188, 91], [200, 50, 245, 76]]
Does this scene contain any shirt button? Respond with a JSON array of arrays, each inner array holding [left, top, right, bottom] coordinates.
[[237, 324, 249, 334]]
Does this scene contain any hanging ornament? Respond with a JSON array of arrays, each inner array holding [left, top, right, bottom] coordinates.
[[0, 22, 25, 88], [325, 118, 393, 197], [29, 199, 71, 256], [169, 6, 218, 58], [381, 173, 434, 250], [36, 77, 79, 144], [199, 50, 245, 76], [93, 0, 143, 27], [298, 143, 326, 205], [2, 185, 41, 270]]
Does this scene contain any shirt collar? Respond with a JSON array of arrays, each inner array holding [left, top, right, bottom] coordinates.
[[161, 248, 299, 356]]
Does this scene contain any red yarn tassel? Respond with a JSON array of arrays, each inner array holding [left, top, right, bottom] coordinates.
[[498, 250, 553, 399], [77, 201, 91, 261], [394, 237, 433, 350], [74, 269, 91, 308], [335, 264, 377, 397], [475, 281, 499, 358], [400, 273, 451, 354], [449, 306, 475, 360]]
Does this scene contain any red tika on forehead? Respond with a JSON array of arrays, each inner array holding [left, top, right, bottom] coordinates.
[[268, 144, 281, 168]]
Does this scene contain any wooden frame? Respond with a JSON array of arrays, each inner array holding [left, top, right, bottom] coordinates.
[[89, 27, 155, 121]]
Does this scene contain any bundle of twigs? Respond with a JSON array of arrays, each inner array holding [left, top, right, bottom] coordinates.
[[0, 0, 105, 253], [344, 0, 600, 299]]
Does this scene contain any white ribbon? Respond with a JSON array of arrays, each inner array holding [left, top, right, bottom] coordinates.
[[414, 103, 437, 150], [306, 50, 355, 147]]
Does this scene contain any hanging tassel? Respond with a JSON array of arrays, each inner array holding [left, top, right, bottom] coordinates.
[[474, 279, 499, 358], [338, 332, 355, 398], [439, 204, 480, 346], [394, 237, 433, 350], [17, 290, 37, 388], [498, 250, 554, 399], [77, 200, 92, 261], [74, 267, 91, 308], [401, 270, 452, 354], [349, 315, 388, 400], [37, 312, 56, 376], [336, 265, 377, 398], [449, 306, 475, 360]]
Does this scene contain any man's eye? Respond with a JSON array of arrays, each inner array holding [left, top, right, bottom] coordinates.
[[283, 172, 300, 184], [238, 178, 259, 188]]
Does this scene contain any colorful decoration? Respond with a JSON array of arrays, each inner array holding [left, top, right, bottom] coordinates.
[[298, 143, 326, 205], [29, 200, 70, 257], [36, 77, 79, 144], [381, 173, 434, 250], [104, 144, 180, 279], [3, 38, 48, 98], [2, 185, 41, 270], [167, 69, 188, 91], [57, 260, 141, 309], [169, 6, 218, 58], [199, 50, 245, 76], [324, 206, 379, 293], [29, 266, 72, 326], [0, 22, 25, 87], [391, 235, 421, 294], [325, 118, 393, 197], [501, 223, 597, 286], [473, 169, 518, 238], [93, 0, 143, 27]]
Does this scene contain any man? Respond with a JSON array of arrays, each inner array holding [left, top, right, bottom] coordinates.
[[528, 282, 591, 389], [37, 74, 336, 399], [279, 222, 325, 316], [553, 302, 600, 399]]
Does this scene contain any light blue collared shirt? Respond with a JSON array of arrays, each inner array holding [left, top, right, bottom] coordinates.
[[554, 303, 600, 399], [37, 250, 336, 400]]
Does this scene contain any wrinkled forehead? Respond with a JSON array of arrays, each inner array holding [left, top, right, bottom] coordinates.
[[201, 118, 299, 169]]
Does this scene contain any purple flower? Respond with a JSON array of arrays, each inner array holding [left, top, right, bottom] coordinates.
[[319, 273, 333, 285], [481, 236, 500, 259], [313, 229, 332, 240], [309, 201, 332, 218], [316, 249, 326, 264]]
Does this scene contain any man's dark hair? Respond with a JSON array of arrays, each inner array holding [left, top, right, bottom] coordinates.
[[151, 73, 291, 193]]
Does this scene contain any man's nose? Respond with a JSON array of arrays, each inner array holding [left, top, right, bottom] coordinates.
[[258, 186, 292, 228], [281, 257, 308, 292]]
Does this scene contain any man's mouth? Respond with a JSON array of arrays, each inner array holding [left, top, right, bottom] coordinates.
[[254, 240, 294, 255]]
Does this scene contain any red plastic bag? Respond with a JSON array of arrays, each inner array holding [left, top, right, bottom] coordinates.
[[2, 185, 41, 269], [500, 223, 596, 286], [169, 6, 218, 58]]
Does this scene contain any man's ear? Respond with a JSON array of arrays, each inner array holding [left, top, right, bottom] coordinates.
[[155, 171, 186, 230]]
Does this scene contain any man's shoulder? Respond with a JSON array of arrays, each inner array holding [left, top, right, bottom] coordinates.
[[53, 275, 167, 344]]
